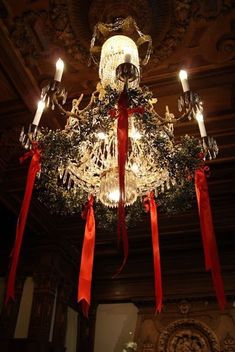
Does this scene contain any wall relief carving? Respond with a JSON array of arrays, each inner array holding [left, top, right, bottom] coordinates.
[[178, 300, 191, 315], [223, 334, 235, 352], [158, 319, 220, 352], [192, 0, 233, 21]]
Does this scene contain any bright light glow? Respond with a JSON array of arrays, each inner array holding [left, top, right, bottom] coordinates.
[[179, 69, 188, 81], [131, 163, 139, 173], [123, 46, 132, 63], [32, 99, 45, 126], [56, 58, 64, 71], [130, 128, 141, 140], [37, 100, 45, 111], [196, 111, 204, 122], [108, 189, 120, 202], [99, 35, 139, 90], [97, 132, 106, 140]]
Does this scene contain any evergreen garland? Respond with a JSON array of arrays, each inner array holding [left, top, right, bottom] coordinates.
[[35, 87, 204, 228]]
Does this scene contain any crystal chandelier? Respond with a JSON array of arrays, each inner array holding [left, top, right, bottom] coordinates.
[[6, 17, 225, 316]]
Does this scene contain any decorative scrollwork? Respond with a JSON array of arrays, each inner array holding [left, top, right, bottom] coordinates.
[[192, 0, 233, 21], [223, 333, 235, 352], [158, 319, 220, 352]]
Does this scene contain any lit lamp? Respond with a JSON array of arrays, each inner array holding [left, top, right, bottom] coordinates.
[[99, 35, 139, 90], [179, 69, 190, 92]]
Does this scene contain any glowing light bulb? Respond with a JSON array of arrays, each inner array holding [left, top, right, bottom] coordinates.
[[179, 69, 189, 92], [32, 100, 45, 126], [196, 111, 204, 122], [54, 58, 64, 82], [97, 131, 106, 140], [131, 163, 139, 173], [108, 189, 120, 202], [130, 128, 141, 140], [179, 70, 188, 81]]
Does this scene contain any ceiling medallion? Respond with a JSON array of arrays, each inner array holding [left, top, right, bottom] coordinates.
[[49, 0, 193, 65], [5, 17, 226, 317]]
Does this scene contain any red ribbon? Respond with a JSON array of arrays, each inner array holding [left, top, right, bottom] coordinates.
[[77, 195, 96, 317], [144, 192, 162, 313], [195, 169, 226, 310], [5, 145, 41, 304], [114, 92, 145, 273], [116, 91, 129, 272]]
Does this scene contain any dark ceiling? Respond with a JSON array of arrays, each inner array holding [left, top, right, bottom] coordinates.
[[0, 0, 235, 307]]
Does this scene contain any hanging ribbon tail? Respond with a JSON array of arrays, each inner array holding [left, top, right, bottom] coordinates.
[[195, 169, 226, 310], [113, 203, 128, 277], [5, 147, 41, 305], [115, 90, 129, 273], [77, 196, 96, 318], [146, 194, 163, 313]]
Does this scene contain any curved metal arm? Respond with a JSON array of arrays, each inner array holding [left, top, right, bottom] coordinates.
[[178, 91, 203, 121], [202, 136, 219, 160]]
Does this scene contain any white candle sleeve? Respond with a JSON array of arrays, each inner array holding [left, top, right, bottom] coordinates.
[[181, 79, 189, 92], [32, 101, 45, 126], [54, 59, 64, 82], [198, 120, 207, 137], [179, 70, 190, 92]]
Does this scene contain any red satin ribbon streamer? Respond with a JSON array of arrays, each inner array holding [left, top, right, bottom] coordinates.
[[144, 192, 162, 313], [195, 169, 226, 310], [5, 145, 41, 304], [116, 91, 129, 272], [115, 93, 145, 273], [78, 195, 96, 317]]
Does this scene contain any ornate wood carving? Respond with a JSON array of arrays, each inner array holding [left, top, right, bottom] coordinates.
[[49, 0, 193, 65], [177, 300, 191, 315], [0, 277, 25, 338], [223, 334, 235, 352], [192, 1, 233, 21], [158, 319, 220, 352], [28, 273, 57, 341], [142, 341, 155, 352], [52, 284, 72, 346]]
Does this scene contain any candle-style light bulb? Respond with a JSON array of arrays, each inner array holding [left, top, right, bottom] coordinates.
[[123, 47, 131, 63], [54, 58, 64, 82], [196, 111, 207, 137], [124, 53, 131, 63], [32, 100, 45, 126], [179, 69, 189, 92]]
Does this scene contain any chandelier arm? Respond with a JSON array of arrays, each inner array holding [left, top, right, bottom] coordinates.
[[52, 98, 80, 119], [160, 112, 190, 125], [52, 90, 98, 122], [77, 90, 98, 115]]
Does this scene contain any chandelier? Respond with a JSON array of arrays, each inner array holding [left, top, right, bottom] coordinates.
[[5, 17, 225, 316]]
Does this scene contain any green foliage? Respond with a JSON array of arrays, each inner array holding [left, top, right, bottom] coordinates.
[[35, 87, 204, 227]]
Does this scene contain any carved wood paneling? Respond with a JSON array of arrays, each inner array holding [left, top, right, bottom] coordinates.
[[135, 300, 235, 352]]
